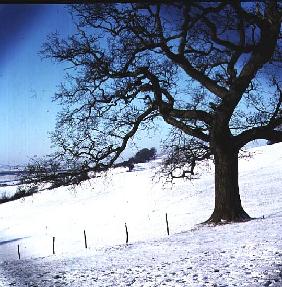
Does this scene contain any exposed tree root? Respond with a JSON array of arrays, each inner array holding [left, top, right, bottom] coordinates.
[[203, 209, 251, 225]]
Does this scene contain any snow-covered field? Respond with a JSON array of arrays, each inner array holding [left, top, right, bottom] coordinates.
[[0, 143, 281, 286]]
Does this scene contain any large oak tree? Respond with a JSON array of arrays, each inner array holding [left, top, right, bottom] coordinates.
[[40, 2, 281, 223]]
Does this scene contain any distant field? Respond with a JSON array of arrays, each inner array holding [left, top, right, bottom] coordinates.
[[0, 171, 22, 185]]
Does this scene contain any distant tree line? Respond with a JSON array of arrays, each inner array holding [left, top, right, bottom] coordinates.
[[20, 156, 90, 189], [115, 147, 157, 171], [0, 185, 38, 204], [19, 147, 157, 190]]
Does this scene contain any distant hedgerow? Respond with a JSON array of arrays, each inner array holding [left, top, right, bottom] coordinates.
[[0, 185, 38, 204]]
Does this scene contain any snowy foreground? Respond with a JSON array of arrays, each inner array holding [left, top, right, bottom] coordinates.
[[0, 143, 281, 286]]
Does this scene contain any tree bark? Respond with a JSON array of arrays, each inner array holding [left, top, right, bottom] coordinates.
[[207, 146, 251, 223]]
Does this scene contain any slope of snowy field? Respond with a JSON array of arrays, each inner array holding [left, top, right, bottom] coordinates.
[[0, 143, 281, 286]]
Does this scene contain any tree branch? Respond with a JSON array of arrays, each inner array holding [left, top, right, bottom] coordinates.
[[236, 119, 282, 148], [170, 108, 213, 125]]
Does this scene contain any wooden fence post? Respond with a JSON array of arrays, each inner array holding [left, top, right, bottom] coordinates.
[[125, 223, 129, 244], [166, 213, 170, 236], [52, 236, 55, 255], [17, 244, 20, 260], [84, 230, 88, 249]]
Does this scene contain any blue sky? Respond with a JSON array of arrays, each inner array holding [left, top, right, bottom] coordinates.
[[0, 4, 166, 165], [0, 4, 76, 165]]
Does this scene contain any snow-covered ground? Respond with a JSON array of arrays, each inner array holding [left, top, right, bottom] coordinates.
[[0, 143, 281, 286]]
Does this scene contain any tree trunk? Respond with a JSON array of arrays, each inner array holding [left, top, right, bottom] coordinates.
[[207, 146, 251, 223]]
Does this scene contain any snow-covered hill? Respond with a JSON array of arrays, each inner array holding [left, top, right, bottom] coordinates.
[[0, 143, 281, 286]]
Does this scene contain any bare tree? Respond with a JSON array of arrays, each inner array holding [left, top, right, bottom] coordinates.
[[41, 2, 281, 223], [21, 155, 90, 188]]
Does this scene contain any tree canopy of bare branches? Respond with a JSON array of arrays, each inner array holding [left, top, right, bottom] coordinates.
[[38, 2, 281, 223]]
